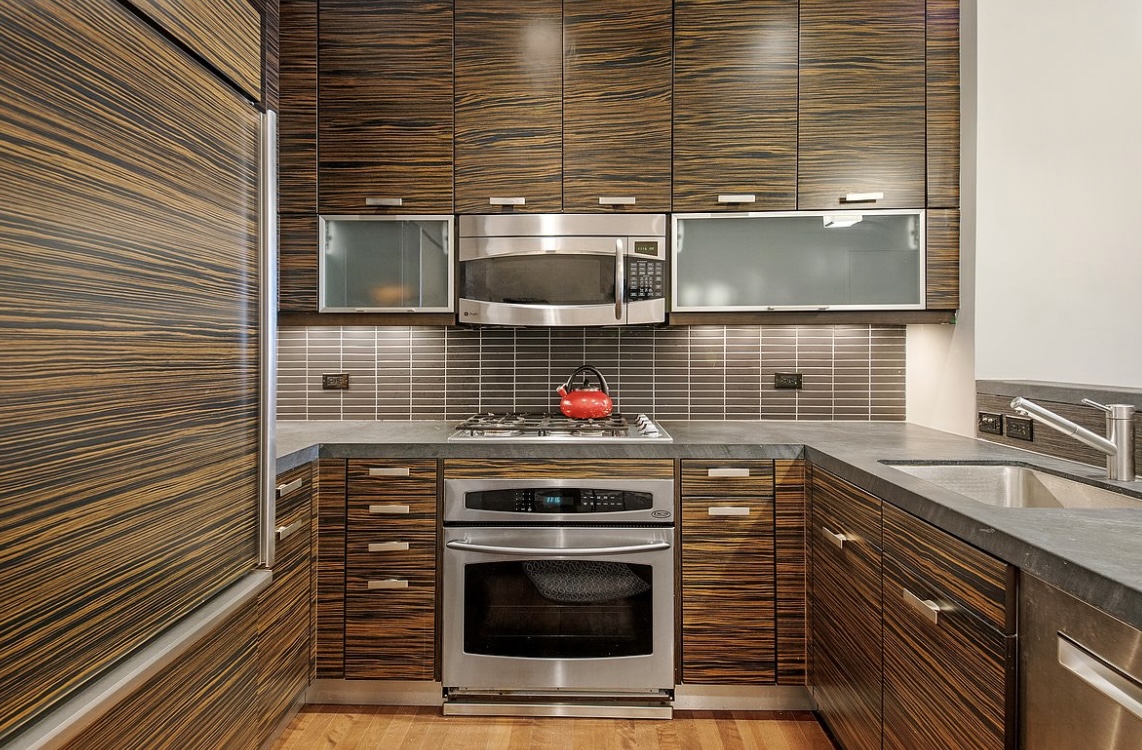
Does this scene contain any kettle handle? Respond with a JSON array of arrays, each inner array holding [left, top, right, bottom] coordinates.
[[562, 365, 609, 395]]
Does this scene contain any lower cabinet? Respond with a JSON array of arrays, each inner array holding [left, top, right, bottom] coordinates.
[[810, 466, 1017, 750], [343, 459, 437, 680]]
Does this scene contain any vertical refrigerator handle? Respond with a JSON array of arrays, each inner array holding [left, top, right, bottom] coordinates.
[[258, 110, 278, 569]]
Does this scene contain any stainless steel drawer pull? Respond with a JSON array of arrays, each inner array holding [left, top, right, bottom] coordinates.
[[368, 541, 410, 552], [717, 194, 757, 204], [598, 196, 637, 205], [368, 467, 411, 477], [365, 197, 403, 207], [708, 507, 751, 517], [276, 478, 303, 498], [368, 579, 409, 590], [707, 467, 750, 478], [275, 519, 305, 541], [841, 191, 885, 203], [1058, 634, 1142, 721], [369, 504, 410, 515], [902, 588, 942, 626], [820, 526, 847, 549], [489, 197, 526, 206]]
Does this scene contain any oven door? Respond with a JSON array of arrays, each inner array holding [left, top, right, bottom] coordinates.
[[443, 526, 675, 695]]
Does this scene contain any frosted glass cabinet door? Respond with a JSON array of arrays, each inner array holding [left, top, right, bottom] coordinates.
[[671, 210, 925, 311], [320, 216, 454, 312]]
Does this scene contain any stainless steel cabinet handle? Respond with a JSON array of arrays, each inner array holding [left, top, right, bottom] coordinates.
[[365, 197, 403, 207], [717, 194, 757, 204], [1058, 634, 1142, 721], [275, 519, 305, 541], [369, 504, 410, 515], [708, 507, 751, 517], [446, 540, 670, 557], [368, 467, 411, 477], [599, 196, 637, 205], [276, 478, 303, 498], [368, 541, 410, 552], [489, 197, 526, 206], [820, 526, 847, 549], [902, 588, 942, 626], [368, 579, 409, 590], [841, 192, 885, 203], [707, 467, 750, 478], [614, 238, 625, 320]]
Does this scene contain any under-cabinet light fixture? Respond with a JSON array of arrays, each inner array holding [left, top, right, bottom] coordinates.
[[823, 214, 863, 229]]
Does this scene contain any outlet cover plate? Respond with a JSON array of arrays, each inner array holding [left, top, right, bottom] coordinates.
[[978, 411, 1004, 436], [322, 372, 350, 390], [1006, 415, 1034, 441], [775, 372, 803, 390]]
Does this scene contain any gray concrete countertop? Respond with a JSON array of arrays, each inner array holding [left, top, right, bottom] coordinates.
[[276, 419, 1142, 629]]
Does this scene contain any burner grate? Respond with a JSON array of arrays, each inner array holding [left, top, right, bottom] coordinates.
[[449, 412, 670, 442]]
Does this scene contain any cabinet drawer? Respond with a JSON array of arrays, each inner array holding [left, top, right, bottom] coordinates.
[[882, 557, 1013, 750], [348, 459, 438, 497], [811, 521, 882, 689], [883, 504, 1013, 633], [681, 460, 774, 497], [344, 590, 434, 680], [347, 505, 436, 536], [346, 538, 435, 583], [811, 467, 882, 551], [275, 464, 313, 521]]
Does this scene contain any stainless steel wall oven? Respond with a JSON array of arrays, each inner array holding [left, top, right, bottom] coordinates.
[[442, 478, 675, 718]]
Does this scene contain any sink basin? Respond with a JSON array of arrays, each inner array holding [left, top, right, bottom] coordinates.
[[883, 463, 1141, 509]]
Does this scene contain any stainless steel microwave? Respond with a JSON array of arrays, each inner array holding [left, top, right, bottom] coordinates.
[[457, 214, 667, 326]]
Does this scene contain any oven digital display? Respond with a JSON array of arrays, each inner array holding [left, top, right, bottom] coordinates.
[[465, 488, 654, 513], [633, 240, 659, 256]]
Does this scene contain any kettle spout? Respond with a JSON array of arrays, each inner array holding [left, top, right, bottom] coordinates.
[[556, 385, 568, 397]]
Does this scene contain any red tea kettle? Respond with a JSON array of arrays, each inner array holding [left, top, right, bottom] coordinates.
[[556, 365, 613, 419]]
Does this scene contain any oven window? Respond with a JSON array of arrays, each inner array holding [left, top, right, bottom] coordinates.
[[460, 255, 616, 306], [463, 560, 655, 659]]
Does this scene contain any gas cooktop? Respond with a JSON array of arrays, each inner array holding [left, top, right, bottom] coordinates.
[[447, 412, 672, 443]]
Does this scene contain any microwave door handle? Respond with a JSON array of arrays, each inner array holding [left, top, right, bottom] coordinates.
[[446, 540, 670, 556], [614, 238, 624, 320]]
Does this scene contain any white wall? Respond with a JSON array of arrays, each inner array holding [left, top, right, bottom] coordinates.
[[974, 0, 1142, 388]]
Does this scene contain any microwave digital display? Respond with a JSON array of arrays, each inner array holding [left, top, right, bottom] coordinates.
[[633, 240, 659, 256]]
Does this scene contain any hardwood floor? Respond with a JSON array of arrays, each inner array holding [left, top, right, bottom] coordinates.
[[269, 705, 837, 750]]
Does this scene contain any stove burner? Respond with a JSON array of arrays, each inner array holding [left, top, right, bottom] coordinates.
[[449, 412, 671, 442]]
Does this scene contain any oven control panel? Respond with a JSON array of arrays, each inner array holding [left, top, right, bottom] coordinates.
[[626, 257, 665, 301], [465, 488, 655, 514]]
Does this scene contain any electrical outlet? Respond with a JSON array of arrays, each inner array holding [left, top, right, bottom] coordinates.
[[322, 372, 350, 390], [1006, 415, 1034, 441], [774, 372, 803, 390], [977, 411, 1004, 436]]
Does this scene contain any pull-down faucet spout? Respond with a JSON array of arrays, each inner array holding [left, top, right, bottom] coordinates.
[[1010, 397, 1136, 482]]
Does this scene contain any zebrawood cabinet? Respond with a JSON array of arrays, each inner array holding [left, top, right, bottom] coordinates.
[[318, 0, 454, 214], [343, 459, 438, 680], [681, 460, 777, 684], [454, 0, 671, 214], [258, 464, 314, 738], [672, 0, 798, 212], [797, 0, 927, 211], [809, 467, 883, 750], [881, 504, 1017, 750]]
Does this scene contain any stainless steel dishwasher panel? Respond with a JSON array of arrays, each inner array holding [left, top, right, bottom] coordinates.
[[1021, 574, 1142, 749]]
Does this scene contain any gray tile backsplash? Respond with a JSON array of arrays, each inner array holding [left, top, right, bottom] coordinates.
[[277, 325, 906, 421]]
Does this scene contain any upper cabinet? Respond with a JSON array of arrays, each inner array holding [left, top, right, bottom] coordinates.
[[672, 0, 798, 213], [797, 0, 927, 211], [454, 0, 672, 214], [318, 0, 454, 214]]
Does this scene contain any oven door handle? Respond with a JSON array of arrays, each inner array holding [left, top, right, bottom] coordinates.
[[445, 540, 671, 556]]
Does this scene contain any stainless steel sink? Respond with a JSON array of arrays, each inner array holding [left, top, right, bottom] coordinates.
[[883, 463, 1141, 509]]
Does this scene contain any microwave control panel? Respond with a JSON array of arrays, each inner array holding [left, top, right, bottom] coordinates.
[[626, 257, 665, 301]]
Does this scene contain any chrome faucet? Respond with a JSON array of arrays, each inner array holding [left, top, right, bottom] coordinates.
[[1010, 397, 1136, 481]]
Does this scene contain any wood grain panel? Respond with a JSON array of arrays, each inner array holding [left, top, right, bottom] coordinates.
[[278, 0, 318, 215], [347, 458, 439, 499], [883, 503, 1013, 633], [681, 495, 776, 683], [318, 0, 453, 214], [681, 460, 775, 497], [278, 214, 318, 313], [0, 0, 260, 737], [926, 208, 960, 310], [454, 0, 563, 214], [444, 459, 675, 480], [131, 0, 262, 100], [257, 0, 279, 110], [315, 459, 347, 678], [774, 460, 806, 685], [798, 0, 926, 210], [563, 0, 673, 212], [882, 558, 1015, 750], [927, 0, 961, 208], [344, 584, 435, 679], [811, 642, 882, 750], [672, 0, 798, 212], [977, 393, 1142, 474], [809, 468, 883, 551], [67, 600, 261, 750]]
